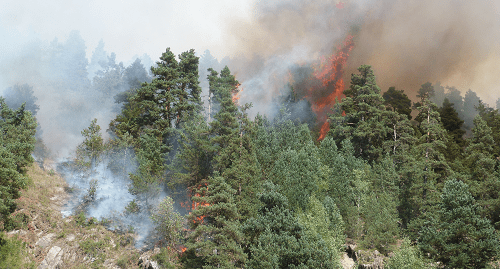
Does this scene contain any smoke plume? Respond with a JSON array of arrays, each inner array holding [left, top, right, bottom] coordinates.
[[222, 0, 500, 117]]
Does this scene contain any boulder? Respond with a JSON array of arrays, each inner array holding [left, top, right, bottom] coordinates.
[[38, 246, 63, 269]]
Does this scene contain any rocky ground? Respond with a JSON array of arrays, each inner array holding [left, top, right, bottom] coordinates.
[[3, 163, 180, 269]]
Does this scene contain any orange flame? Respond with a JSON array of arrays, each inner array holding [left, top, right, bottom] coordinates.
[[181, 183, 210, 225], [232, 84, 243, 104], [303, 35, 354, 141]]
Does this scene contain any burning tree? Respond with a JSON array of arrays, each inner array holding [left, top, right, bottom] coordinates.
[[184, 176, 247, 268]]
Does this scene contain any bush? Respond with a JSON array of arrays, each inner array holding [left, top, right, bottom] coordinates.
[[4, 212, 30, 231], [153, 247, 177, 269], [385, 238, 427, 269], [0, 232, 25, 268], [87, 179, 99, 200], [125, 199, 139, 214], [150, 197, 183, 246]]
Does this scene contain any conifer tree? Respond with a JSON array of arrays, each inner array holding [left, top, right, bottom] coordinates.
[[207, 66, 261, 220], [404, 83, 449, 236], [382, 86, 412, 120], [243, 182, 339, 268], [75, 118, 105, 168], [329, 65, 390, 162], [185, 176, 247, 268], [419, 179, 499, 268], [463, 115, 500, 228], [0, 98, 36, 225], [439, 98, 465, 161], [110, 48, 201, 144]]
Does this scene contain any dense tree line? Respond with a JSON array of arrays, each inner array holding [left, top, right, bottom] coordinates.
[[2, 43, 500, 268], [105, 50, 500, 268]]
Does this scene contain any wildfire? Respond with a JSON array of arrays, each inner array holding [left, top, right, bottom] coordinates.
[[181, 183, 210, 225], [305, 35, 354, 141], [231, 84, 243, 104]]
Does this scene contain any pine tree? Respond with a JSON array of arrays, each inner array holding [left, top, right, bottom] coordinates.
[[405, 84, 449, 236], [110, 48, 201, 144], [0, 98, 36, 226], [329, 65, 390, 162], [419, 179, 499, 269], [382, 86, 412, 120], [75, 118, 105, 169], [243, 182, 339, 268], [185, 176, 247, 268], [208, 66, 261, 220], [439, 98, 465, 161], [463, 115, 500, 228]]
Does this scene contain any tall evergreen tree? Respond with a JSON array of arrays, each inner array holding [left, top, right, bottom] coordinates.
[[463, 115, 500, 228], [184, 176, 247, 268], [110, 48, 201, 143], [329, 65, 390, 162], [382, 86, 412, 120], [243, 182, 339, 268], [405, 83, 449, 236], [439, 98, 465, 161], [0, 98, 36, 226], [419, 179, 499, 269]]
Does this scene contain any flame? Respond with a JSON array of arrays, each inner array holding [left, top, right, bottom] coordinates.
[[231, 84, 243, 104], [305, 35, 354, 141], [181, 247, 187, 253], [181, 183, 210, 224]]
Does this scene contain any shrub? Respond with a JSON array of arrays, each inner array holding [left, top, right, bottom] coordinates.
[[150, 197, 183, 246], [125, 199, 139, 214], [385, 238, 427, 269], [0, 232, 25, 268]]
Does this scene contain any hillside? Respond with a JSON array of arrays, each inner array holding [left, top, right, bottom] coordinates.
[[1, 163, 180, 269]]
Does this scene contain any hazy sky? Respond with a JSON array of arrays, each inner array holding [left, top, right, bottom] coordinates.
[[0, 0, 254, 63], [1, 0, 500, 104]]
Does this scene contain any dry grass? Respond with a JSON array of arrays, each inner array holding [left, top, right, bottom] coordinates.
[[3, 162, 182, 268]]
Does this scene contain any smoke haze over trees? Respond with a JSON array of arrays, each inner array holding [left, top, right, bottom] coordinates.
[[1, 0, 500, 268]]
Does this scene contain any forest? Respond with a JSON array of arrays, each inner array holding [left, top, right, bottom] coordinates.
[[0, 34, 500, 268]]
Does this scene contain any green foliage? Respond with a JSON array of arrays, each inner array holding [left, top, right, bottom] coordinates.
[[0, 232, 26, 268], [129, 133, 167, 200], [185, 176, 247, 268], [125, 199, 139, 214], [152, 247, 176, 269], [243, 182, 340, 268], [0, 98, 36, 226], [87, 179, 99, 201], [270, 146, 321, 210], [439, 98, 465, 161], [298, 196, 345, 256], [75, 211, 87, 227], [76, 118, 105, 168], [80, 238, 106, 258], [361, 191, 400, 254], [385, 238, 427, 269], [329, 65, 390, 161], [463, 115, 500, 228], [109, 48, 201, 143], [254, 111, 313, 175], [419, 179, 499, 269], [383, 86, 412, 120], [150, 197, 183, 246]]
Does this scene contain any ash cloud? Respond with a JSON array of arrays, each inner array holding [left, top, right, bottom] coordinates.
[[221, 0, 500, 114]]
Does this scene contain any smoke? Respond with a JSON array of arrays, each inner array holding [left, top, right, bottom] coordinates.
[[0, 31, 153, 157], [221, 0, 500, 116], [58, 158, 173, 248]]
